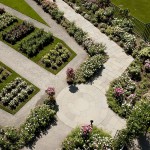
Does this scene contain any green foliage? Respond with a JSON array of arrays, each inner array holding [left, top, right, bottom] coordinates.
[[112, 18, 133, 33], [113, 129, 129, 150], [89, 43, 106, 56], [128, 61, 141, 80], [2, 21, 35, 45], [106, 73, 136, 118], [0, 65, 10, 83], [62, 126, 112, 150], [127, 99, 150, 138], [33, 0, 64, 23], [0, 104, 56, 150], [75, 54, 106, 83], [20, 104, 56, 144], [42, 43, 71, 70], [139, 47, 150, 61], [0, 12, 18, 31], [19, 29, 53, 57], [135, 77, 150, 99]]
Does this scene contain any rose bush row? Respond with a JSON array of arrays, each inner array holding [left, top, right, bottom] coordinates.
[[0, 77, 34, 109], [19, 29, 53, 57], [0, 12, 18, 31], [75, 54, 107, 83], [2, 21, 35, 45], [42, 43, 71, 69], [33, 0, 64, 23], [63, 0, 138, 55], [0, 104, 56, 150]]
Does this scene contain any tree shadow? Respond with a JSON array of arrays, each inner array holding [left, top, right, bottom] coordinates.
[[69, 84, 79, 93]]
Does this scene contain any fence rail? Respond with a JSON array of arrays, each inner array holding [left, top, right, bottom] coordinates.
[[111, 3, 150, 42]]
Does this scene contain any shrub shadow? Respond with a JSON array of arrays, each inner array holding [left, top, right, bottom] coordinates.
[[87, 66, 104, 84], [138, 134, 150, 150], [25, 117, 58, 150], [69, 84, 79, 93]]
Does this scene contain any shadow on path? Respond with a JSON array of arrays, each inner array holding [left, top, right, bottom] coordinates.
[[69, 84, 79, 93], [25, 118, 58, 150]]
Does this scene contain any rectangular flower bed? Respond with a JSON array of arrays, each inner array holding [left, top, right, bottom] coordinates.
[[0, 77, 34, 109], [19, 29, 53, 57], [42, 42, 71, 70], [0, 13, 18, 31], [2, 21, 35, 44], [0, 62, 39, 114]]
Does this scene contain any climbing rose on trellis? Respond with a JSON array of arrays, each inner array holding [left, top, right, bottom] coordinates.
[[114, 87, 124, 97], [45, 87, 55, 97]]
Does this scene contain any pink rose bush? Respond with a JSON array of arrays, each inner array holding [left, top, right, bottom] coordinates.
[[114, 87, 124, 97], [81, 124, 92, 136], [66, 67, 75, 83], [45, 87, 55, 100]]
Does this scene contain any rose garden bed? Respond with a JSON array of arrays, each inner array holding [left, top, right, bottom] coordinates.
[[0, 8, 76, 75], [106, 47, 150, 118], [0, 64, 11, 83], [0, 61, 39, 114]]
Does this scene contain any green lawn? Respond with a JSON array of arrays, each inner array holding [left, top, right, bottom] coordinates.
[[111, 0, 150, 23], [0, 0, 47, 25]]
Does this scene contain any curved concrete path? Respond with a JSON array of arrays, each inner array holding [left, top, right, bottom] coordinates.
[[0, 1, 133, 149]]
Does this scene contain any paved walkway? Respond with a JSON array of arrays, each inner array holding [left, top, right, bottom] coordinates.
[[0, 2, 87, 126], [0, 1, 133, 149]]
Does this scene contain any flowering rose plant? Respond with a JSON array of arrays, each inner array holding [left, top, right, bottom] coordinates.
[[114, 87, 124, 97], [81, 124, 92, 137], [45, 87, 55, 99], [66, 67, 75, 83]]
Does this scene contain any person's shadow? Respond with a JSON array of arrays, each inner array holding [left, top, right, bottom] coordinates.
[[69, 84, 79, 93]]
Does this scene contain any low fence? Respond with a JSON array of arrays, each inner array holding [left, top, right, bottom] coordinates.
[[112, 3, 150, 42]]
